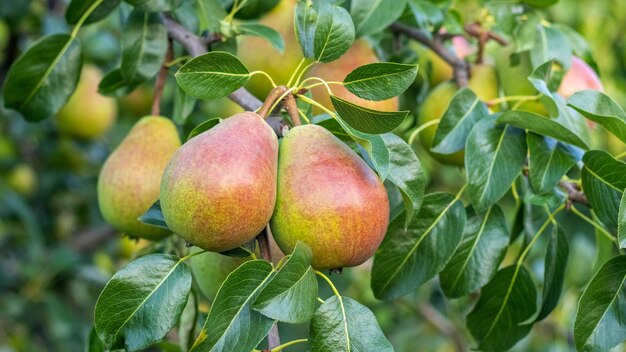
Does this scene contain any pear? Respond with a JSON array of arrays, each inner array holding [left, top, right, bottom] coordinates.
[[98, 116, 181, 240], [558, 56, 604, 99], [271, 125, 389, 269], [160, 112, 278, 252], [57, 65, 118, 139]]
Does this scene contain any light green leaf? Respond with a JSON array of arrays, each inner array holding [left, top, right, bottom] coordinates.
[[574, 255, 626, 352], [238, 22, 285, 53], [498, 110, 589, 149], [94, 254, 192, 351], [175, 52, 250, 100], [343, 62, 418, 101], [331, 95, 409, 134], [567, 90, 626, 144], [351, 0, 407, 36], [313, 4, 355, 63]]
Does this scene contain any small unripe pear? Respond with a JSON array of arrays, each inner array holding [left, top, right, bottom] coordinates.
[[7, 163, 37, 196], [56, 65, 118, 139], [160, 112, 278, 252], [271, 125, 389, 269], [98, 116, 181, 240]]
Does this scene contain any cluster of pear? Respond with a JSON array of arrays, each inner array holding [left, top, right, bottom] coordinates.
[[98, 112, 389, 269], [415, 41, 604, 166]]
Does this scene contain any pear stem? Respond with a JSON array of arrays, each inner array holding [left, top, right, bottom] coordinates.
[[258, 86, 288, 118], [282, 91, 302, 126], [256, 225, 281, 348], [152, 39, 173, 116]]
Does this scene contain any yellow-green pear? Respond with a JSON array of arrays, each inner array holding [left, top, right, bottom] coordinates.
[[160, 112, 278, 252], [271, 125, 389, 269], [98, 116, 181, 240], [7, 163, 37, 196], [417, 64, 498, 166], [56, 65, 118, 139]]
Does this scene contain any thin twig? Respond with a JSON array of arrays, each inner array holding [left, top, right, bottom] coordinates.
[[390, 22, 470, 87], [256, 226, 280, 348], [558, 180, 588, 206], [152, 39, 173, 116], [416, 302, 468, 352]]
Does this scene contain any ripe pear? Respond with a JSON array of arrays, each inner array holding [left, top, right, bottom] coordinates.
[[307, 39, 399, 113], [558, 56, 604, 98], [56, 65, 118, 139], [271, 125, 389, 269], [98, 116, 181, 240], [160, 112, 278, 252], [238, 0, 305, 99], [417, 64, 498, 166]]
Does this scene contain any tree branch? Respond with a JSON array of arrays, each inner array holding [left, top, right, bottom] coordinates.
[[390, 22, 470, 87], [152, 39, 173, 116]]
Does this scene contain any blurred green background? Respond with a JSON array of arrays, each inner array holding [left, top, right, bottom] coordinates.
[[1, 0, 625, 351]]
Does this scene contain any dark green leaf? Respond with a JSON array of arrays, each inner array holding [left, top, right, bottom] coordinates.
[[314, 4, 355, 63], [536, 225, 569, 321], [253, 242, 317, 323], [380, 133, 425, 226], [179, 291, 197, 352], [187, 118, 222, 141], [121, 10, 168, 84], [439, 205, 509, 298], [432, 88, 489, 154], [467, 265, 537, 351], [98, 68, 139, 96], [175, 52, 250, 100], [343, 62, 418, 101], [574, 255, 626, 352], [238, 22, 285, 53], [65, 0, 120, 25], [331, 95, 409, 134], [530, 25, 571, 69], [3, 34, 82, 121], [94, 254, 192, 351], [88, 326, 106, 352], [619, 192, 626, 249], [190, 260, 275, 352], [527, 133, 579, 194], [124, 0, 182, 12], [567, 90, 626, 144], [219, 239, 257, 258], [309, 296, 393, 352], [581, 150, 626, 228], [351, 0, 407, 36], [498, 110, 589, 149], [294, 0, 317, 58], [466, 116, 527, 213], [138, 200, 170, 230], [372, 193, 466, 300]]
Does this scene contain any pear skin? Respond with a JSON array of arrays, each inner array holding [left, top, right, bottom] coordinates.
[[558, 56, 604, 99], [98, 116, 180, 240], [307, 39, 399, 113], [57, 65, 118, 139], [160, 112, 278, 252], [271, 125, 389, 269]]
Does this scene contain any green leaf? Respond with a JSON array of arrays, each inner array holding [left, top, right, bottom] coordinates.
[[432, 88, 489, 154], [536, 225, 569, 321], [439, 205, 509, 298], [190, 260, 275, 352], [567, 90, 626, 144], [527, 60, 559, 116], [309, 296, 393, 352], [331, 95, 409, 134], [98, 68, 139, 97], [238, 22, 285, 53], [121, 10, 168, 85], [294, 0, 317, 58], [194, 0, 227, 33], [187, 118, 222, 141], [498, 110, 589, 150], [173, 85, 196, 125], [313, 4, 355, 63], [467, 265, 537, 351], [138, 200, 170, 230], [343, 62, 418, 101], [380, 133, 426, 226], [179, 291, 197, 352], [351, 0, 407, 36], [124, 0, 182, 12], [253, 242, 317, 323], [581, 150, 626, 228], [175, 52, 250, 100], [408, 0, 444, 32], [3, 34, 82, 121], [94, 254, 192, 351], [65, 0, 121, 25], [87, 326, 106, 352], [530, 25, 572, 69], [574, 255, 626, 352], [371, 192, 466, 300], [466, 116, 527, 213], [527, 133, 580, 194], [618, 192, 626, 249]]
